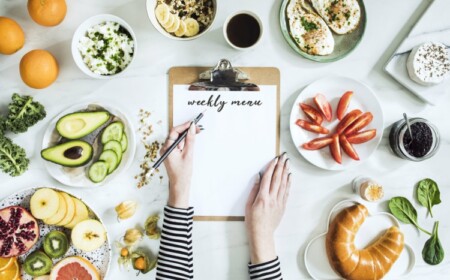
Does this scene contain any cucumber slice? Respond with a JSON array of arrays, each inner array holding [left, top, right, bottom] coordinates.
[[99, 150, 119, 174], [101, 122, 124, 144], [120, 133, 128, 153], [103, 140, 122, 162], [88, 161, 108, 183]]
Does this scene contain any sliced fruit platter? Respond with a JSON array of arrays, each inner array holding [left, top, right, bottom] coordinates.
[[41, 102, 136, 187], [0, 187, 111, 280], [290, 76, 383, 170]]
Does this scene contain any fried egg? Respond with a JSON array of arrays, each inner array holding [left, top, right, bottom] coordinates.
[[287, 0, 334, 56], [309, 0, 361, 34]]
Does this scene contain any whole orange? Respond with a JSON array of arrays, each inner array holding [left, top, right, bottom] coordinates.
[[28, 0, 67, 27], [0, 17, 25, 55], [20, 50, 59, 89]]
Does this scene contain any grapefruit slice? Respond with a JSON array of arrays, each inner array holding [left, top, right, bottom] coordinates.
[[50, 256, 99, 280], [0, 257, 14, 271]]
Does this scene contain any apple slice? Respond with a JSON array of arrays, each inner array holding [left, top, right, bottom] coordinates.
[[30, 188, 60, 220], [71, 219, 106, 252], [44, 192, 67, 225], [65, 197, 90, 229], [57, 192, 76, 227]]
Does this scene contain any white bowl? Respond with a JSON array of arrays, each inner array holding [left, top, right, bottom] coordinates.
[[146, 0, 217, 41], [223, 10, 264, 50], [71, 14, 137, 79]]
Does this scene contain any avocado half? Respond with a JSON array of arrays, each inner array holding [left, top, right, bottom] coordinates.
[[41, 140, 93, 167], [56, 111, 110, 139]]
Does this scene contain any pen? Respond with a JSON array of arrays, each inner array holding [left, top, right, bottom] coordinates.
[[145, 111, 205, 180]]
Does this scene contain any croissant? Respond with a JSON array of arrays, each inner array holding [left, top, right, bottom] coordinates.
[[326, 204, 404, 280]]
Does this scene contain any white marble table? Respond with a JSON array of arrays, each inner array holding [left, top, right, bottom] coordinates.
[[1, 0, 449, 279]]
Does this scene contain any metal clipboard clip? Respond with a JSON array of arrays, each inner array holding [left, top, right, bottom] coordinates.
[[188, 59, 260, 91]]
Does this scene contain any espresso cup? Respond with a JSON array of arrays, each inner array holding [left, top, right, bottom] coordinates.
[[223, 11, 263, 50]]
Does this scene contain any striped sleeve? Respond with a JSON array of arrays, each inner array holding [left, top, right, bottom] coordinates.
[[156, 206, 194, 280], [248, 257, 283, 280]]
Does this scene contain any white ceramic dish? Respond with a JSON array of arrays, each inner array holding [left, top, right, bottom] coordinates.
[[42, 102, 136, 188], [146, 0, 217, 41], [223, 10, 263, 50], [289, 76, 383, 171], [0, 187, 111, 280], [71, 14, 137, 79], [304, 200, 415, 280]]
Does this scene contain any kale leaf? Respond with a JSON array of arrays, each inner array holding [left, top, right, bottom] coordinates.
[[0, 136, 29, 177], [5, 93, 46, 133]]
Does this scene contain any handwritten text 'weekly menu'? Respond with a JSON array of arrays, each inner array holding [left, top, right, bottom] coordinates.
[[173, 85, 277, 217]]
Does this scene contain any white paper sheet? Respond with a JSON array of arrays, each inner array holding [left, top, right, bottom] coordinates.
[[173, 85, 278, 217]]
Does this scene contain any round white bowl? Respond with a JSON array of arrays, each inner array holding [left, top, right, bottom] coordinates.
[[146, 0, 217, 41], [71, 14, 137, 79]]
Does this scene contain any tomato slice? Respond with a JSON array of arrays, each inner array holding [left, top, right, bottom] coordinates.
[[336, 109, 362, 134], [313, 94, 333, 122], [302, 136, 333, 150], [344, 112, 373, 136], [347, 129, 377, 144], [296, 119, 329, 134], [339, 134, 360, 160], [329, 134, 342, 164], [337, 91, 353, 121], [299, 103, 323, 125]]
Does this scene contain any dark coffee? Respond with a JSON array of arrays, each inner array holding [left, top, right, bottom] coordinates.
[[226, 14, 260, 48]]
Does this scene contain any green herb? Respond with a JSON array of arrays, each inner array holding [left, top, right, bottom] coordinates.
[[344, 11, 351, 20], [0, 117, 6, 136], [417, 178, 441, 218], [422, 221, 444, 265], [0, 136, 29, 177], [5, 93, 46, 134], [300, 17, 318, 32], [388, 196, 432, 235]]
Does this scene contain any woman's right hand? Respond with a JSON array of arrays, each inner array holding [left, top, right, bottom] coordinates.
[[245, 153, 291, 264], [160, 122, 200, 209]]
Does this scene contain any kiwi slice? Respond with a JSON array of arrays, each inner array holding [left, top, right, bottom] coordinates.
[[43, 230, 69, 258], [24, 251, 53, 277]]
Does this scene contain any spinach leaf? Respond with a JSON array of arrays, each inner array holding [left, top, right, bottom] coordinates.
[[417, 178, 441, 218], [422, 221, 444, 265], [388, 197, 431, 235]]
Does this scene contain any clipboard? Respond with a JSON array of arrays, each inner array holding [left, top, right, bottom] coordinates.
[[169, 59, 280, 221]]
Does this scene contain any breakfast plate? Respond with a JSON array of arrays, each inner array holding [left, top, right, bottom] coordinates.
[[0, 187, 111, 280], [279, 0, 367, 62], [304, 200, 415, 280], [42, 102, 136, 187], [289, 76, 383, 170]]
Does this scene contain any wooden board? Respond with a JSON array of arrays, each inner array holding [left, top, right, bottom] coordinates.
[[169, 66, 280, 221]]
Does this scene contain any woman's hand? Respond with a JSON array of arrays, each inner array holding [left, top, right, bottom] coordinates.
[[245, 153, 291, 264], [160, 122, 200, 209]]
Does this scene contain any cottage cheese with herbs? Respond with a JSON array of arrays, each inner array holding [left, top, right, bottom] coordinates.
[[78, 21, 134, 75]]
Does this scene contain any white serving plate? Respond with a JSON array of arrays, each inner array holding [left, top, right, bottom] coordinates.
[[384, 0, 450, 105], [304, 200, 415, 280], [0, 187, 112, 280], [146, 0, 217, 41], [42, 102, 136, 188], [289, 76, 383, 171], [71, 14, 137, 79]]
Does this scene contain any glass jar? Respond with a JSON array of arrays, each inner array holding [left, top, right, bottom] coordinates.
[[389, 117, 440, 161]]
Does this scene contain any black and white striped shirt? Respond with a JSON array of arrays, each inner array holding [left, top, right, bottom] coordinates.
[[156, 206, 283, 279]]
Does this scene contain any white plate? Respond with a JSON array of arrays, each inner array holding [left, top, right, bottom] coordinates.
[[289, 76, 383, 170], [304, 200, 415, 280], [146, 0, 217, 41], [0, 187, 111, 280], [42, 102, 136, 188]]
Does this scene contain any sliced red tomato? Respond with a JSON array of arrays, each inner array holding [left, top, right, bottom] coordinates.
[[339, 134, 360, 160], [336, 109, 362, 134], [329, 134, 342, 164], [302, 136, 333, 150], [314, 94, 333, 122], [347, 129, 377, 144], [337, 91, 353, 120], [299, 103, 323, 125], [296, 119, 329, 134], [344, 112, 373, 135]]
